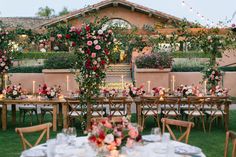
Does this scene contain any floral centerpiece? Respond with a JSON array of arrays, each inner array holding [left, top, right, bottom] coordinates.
[[211, 85, 229, 96], [3, 84, 22, 99], [38, 84, 61, 99], [88, 117, 142, 155], [101, 88, 119, 97], [151, 87, 166, 96], [126, 83, 145, 97], [175, 85, 204, 97]]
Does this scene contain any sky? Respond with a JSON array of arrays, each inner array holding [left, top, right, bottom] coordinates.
[[0, 0, 235, 27]]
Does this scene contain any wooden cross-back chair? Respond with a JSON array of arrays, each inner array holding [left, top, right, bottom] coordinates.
[[205, 96, 228, 132], [224, 131, 236, 157], [15, 123, 52, 150], [161, 118, 194, 144], [108, 96, 129, 122], [162, 97, 181, 119], [65, 98, 86, 127], [90, 97, 106, 122], [184, 96, 206, 132], [140, 96, 161, 128]]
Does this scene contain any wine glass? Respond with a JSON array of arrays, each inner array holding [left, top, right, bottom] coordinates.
[[67, 127, 77, 144], [150, 127, 161, 142]]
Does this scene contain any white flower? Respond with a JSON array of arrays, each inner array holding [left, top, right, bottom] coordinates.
[[53, 46, 59, 51], [51, 91, 55, 97], [97, 57, 101, 62], [98, 29, 103, 35], [40, 48, 46, 52], [13, 90, 17, 96], [1, 62, 5, 67], [93, 40, 98, 45], [104, 134, 114, 144]]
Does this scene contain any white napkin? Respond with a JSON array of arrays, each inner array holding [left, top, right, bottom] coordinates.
[[22, 149, 46, 157]]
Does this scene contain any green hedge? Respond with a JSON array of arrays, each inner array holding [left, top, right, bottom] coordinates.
[[172, 51, 222, 58], [12, 51, 68, 60], [11, 51, 222, 60], [171, 66, 205, 72], [9, 66, 44, 73], [44, 53, 77, 69], [219, 66, 236, 71]]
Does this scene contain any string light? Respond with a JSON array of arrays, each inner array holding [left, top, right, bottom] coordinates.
[[179, 0, 233, 28]]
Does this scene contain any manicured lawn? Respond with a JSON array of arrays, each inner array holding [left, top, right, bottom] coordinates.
[[1, 111, 235, 157]]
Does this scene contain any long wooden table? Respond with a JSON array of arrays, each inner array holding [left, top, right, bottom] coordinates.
[[1, 98, 66, 131], [134, 96, 231, 131]]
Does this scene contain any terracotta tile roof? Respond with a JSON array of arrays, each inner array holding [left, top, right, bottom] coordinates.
[[38, 0, 184, 28], [0, 17, 50, 29]]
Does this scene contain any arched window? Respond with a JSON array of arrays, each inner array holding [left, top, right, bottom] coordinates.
[[102, 18, 132, 30]]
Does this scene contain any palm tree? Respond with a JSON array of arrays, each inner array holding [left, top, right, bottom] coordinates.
[[36, 6, 55, 18]]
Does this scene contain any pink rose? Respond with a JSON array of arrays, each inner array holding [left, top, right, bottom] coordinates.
[[115, 138, 122, 146], [57, 34, 62, 39], [95, 45, 101, 50], [93, 60, 97, 65], [91, 53, 96, 58], [104, 121, 112, 129], [87, 41, 93, 46], [128, 129, 139, 139], [70, 26, 76, 32]]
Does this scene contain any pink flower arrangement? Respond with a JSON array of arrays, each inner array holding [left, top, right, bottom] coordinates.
[[3, 84, 22, 99], [211, 85, 229, 96], [151, 87, 166, 96], [88, 117, 142, 153], [126, 83, 145, 97], [38, 84, 61, 99]]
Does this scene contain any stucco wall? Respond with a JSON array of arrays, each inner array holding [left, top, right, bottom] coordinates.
[[8, 71, 236, 96]]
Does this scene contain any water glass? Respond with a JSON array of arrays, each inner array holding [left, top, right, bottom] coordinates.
[[56, 133, 68, 144], [46, 139, 56, 157], [67, 127, 77, 143], [162, 132, 170, 143], [151, 127, 161, 141]]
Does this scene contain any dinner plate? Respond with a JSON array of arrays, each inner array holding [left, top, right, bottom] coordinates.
[[22, 149, 46, 157], [175, 145, 202, 155], [142, 135, 161, 142]]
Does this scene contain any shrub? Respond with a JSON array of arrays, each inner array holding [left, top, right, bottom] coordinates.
[[219, 66, 236, 71], [9, 66, 44, 73], [12, 51, 68, 60], [172, 59, 206, 72], [44, 53, 77, 69], [135, 52, 173, 69]]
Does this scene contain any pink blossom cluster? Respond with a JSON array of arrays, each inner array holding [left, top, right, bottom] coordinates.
[[88, 117, 142, 152]]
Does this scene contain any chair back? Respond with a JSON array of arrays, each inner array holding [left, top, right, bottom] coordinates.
[[161, 118, 194, 144], [108, 96, 128, 117], [209, 96, 228, 115], [15, 123, 52, 150], [187, 96, 206, 116], [162, 97, 180, 117], [65, 98, 85, 117], [224, 131, 236, 157], [140, 96, 161, 116], [90, 97, 105, 117]]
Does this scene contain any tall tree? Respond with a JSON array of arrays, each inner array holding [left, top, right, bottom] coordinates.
[[58, 7, 69, 16], [36, 6, 55, 18]]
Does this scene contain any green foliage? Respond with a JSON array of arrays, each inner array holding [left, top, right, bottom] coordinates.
[[172, 51, 222, 58], [12, 52, 68, 60], [36, 6, 55, 18], [44, 53, 77, 69], [58, 7, 70, 16], [219, 66, 236, 71], [135, 52, 173, 69], [9, 66, 44, 73]]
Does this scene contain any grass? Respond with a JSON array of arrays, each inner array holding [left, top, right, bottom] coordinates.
[[1, 111, 236, 157]]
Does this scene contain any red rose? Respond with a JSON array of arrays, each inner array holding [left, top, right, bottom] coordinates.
[[65, 34, 71, 39], [85, 25, 90, 32], [98, 131, 105, 140], [85, 60, 91, 69], [71, 42, 76, 47], [86, 49, 91, 55], [88, 135, 96, 143], [75, 29, 81, 35], [104, 49, 109, 55], [93, 66, 98, 71], [100, 60, 106, 65]]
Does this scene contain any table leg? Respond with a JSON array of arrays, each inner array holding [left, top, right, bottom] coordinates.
[[52, 104, 57, 132], [2, 104, 7, 130], [62, 103, 68, 129], [86, 103, 91, 131], [11, 104, 16, 126], [137, 102, 141, 126], [225, 103, 230, 131], [127, 102, 131, 119], [58, 103, 62, 127]]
